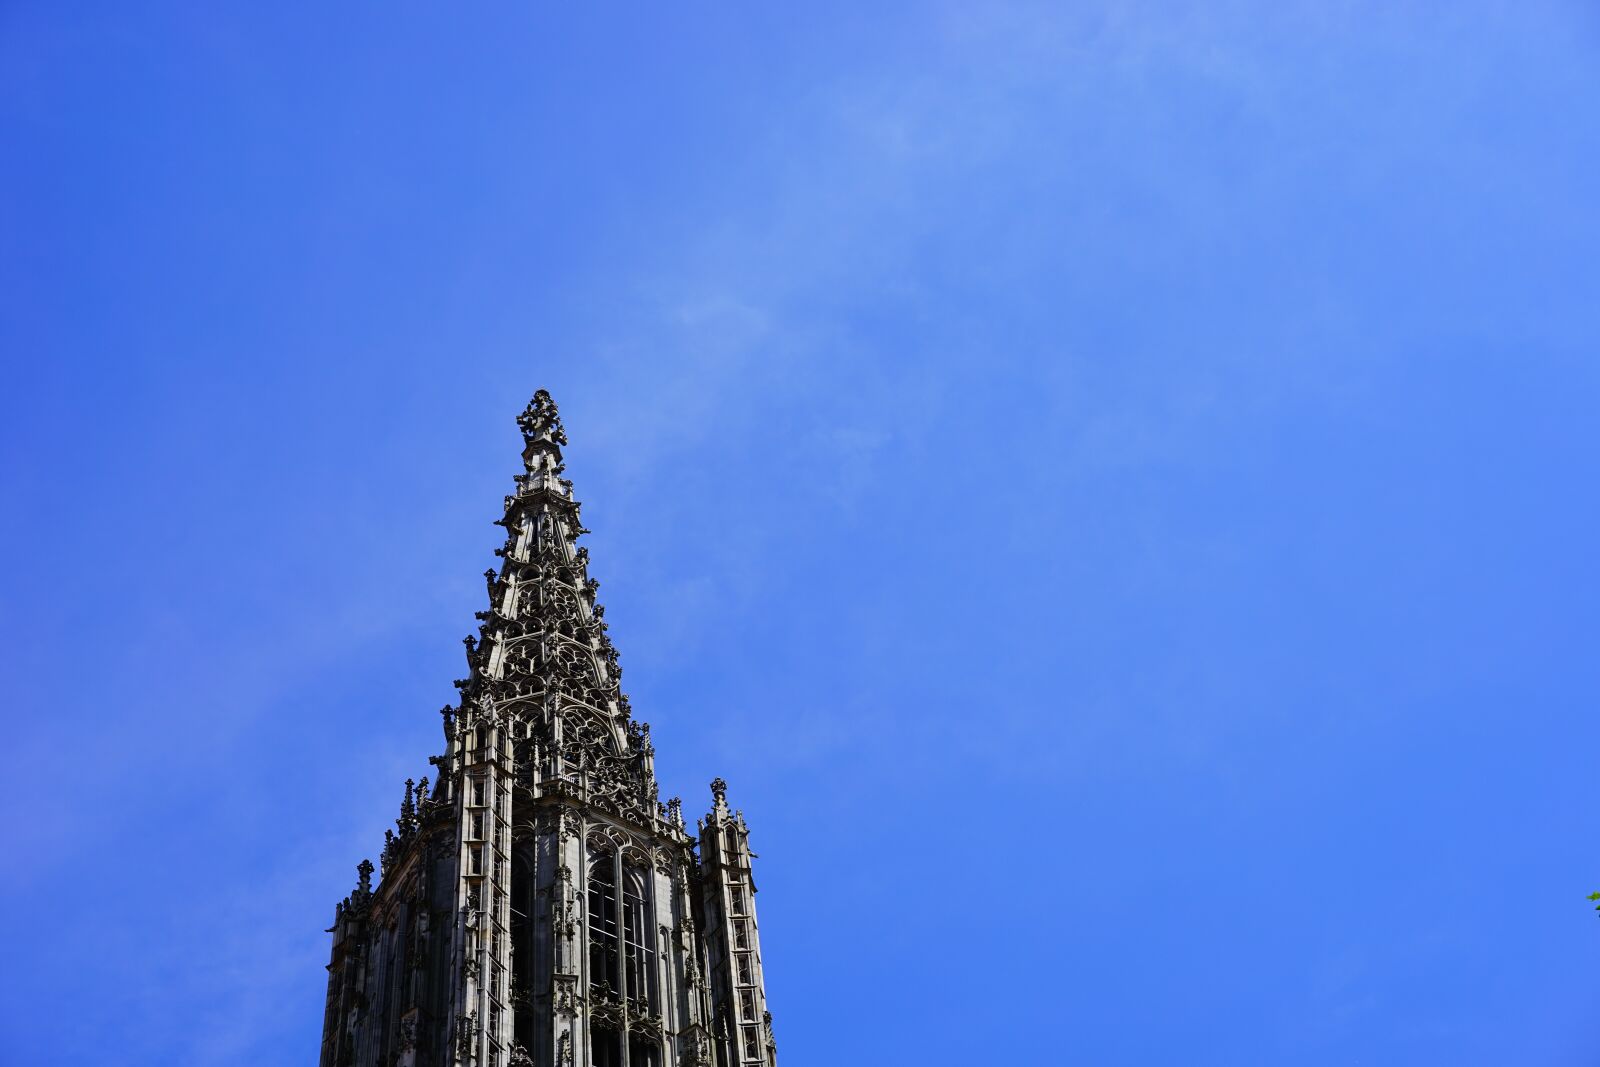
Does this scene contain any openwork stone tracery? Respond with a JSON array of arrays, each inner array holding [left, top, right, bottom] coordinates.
[[321, 391, 778, 1067]]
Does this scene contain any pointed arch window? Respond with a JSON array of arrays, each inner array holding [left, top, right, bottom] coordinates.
[[587, 849, 620, 995], [622, 866, 657, 1010]]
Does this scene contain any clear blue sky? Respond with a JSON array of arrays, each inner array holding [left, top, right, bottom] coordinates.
[[2, 4, 1597, 1063]]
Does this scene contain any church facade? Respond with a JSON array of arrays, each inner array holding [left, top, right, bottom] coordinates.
[[320, 392, 778, 1067]]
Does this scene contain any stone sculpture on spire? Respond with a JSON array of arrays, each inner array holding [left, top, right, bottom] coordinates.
[[516, 388, 568, 447]]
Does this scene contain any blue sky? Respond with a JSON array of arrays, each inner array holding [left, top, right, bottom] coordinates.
[[3, 3, 1598, 1063]]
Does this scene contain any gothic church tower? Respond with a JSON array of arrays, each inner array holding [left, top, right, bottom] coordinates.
[[321, 392, 779, 1067]]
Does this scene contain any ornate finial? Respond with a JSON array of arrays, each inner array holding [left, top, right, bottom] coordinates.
[[356, 858, 374, 894], [517, 389, 568, 447], [710, 777, 728, 805], [401, 778, 416, 823], [667, 796, 684, 829]]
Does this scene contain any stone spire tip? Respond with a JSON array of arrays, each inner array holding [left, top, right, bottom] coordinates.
[[517, 389, 568, 448]]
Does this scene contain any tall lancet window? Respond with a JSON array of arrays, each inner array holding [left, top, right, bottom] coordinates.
[[587, 849, 620, 995], [621, 866, 657, 1010]]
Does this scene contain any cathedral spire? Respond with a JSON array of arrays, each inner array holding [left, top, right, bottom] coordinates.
[[321, 389, 780, 1067], [451, 389, 656, 823]]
